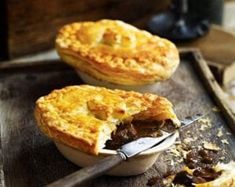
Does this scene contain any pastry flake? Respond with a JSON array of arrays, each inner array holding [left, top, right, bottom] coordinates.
[[35, 85, 180, 155], [56, 19, 180, 85]]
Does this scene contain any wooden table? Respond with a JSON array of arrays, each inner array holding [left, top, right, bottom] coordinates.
[[0, 50, 234, 187], [0, 2, 235, 185]]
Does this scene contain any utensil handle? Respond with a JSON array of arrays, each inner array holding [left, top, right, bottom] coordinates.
[[46, 152, 126, 187]]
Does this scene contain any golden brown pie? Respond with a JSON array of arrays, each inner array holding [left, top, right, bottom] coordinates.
[[35, 85, 180, 155], [56, 19, 179, 85]]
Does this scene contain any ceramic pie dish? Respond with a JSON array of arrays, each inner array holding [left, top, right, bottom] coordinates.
[[55, 19, 180, 91], [34, 85, 180, 175], [54, 132, 178, 176], [75, 70, 160, 92]]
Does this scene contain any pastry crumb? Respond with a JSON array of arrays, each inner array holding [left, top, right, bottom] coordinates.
[[169, 147, 181, 157], [219, 156, 225, 161], [212, 106, 220, 112], [183, 137, 195, 144], [203, 141, 221, 151], [198, 117, 212, 131], [174, 140, 182, 145], [170, 159, 174, 166], [221, 139, 229, 145], [217, 128, 223, 137], [176, 144, 190, 159]]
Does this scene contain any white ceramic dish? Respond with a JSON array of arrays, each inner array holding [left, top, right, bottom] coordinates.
[[76, 70, 159, 93], [54, 132, 178, 176]]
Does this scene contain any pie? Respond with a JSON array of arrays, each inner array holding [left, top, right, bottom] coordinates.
[[56, 19, 179, 85], [35, 85, 180, 155]]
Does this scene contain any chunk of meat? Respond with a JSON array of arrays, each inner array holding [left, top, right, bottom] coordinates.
[[105, 119, 175, 150]]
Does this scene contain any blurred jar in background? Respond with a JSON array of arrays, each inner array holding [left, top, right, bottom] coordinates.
[[188, 0, 224, 25]]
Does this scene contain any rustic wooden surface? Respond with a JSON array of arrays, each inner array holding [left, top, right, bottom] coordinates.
[[4, 0, 169, 59], [179, 25, 235, 66], [0, 53, 235, 187]]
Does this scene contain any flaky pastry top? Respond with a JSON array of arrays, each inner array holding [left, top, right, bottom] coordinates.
[[35, 85, 180, 155], [56, 20, 179, 85]]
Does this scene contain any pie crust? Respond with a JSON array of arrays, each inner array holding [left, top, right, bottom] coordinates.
[[56, 19, 180, 85], [35, 85, 180, 155]]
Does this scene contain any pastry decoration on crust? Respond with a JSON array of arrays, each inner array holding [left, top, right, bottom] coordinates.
[[56, 19, 179, 85], [35, 85, 180, 155]]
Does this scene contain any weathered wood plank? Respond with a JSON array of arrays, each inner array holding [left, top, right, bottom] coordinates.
[[192, 50, 235, 131], [0, 52, 234, 187]]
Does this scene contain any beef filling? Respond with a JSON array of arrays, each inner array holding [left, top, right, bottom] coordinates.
[[173, 167, 222, 186], [173, 149, 222, 186], [147, 148, 222, 186], [105, 119, 176, 150]]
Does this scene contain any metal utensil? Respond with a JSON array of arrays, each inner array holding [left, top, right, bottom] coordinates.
[[47, 113, 204, 187]]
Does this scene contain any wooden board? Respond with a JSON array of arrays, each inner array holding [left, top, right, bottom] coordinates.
[[179, 25, 235, 66], [0, 51, 234, 187]]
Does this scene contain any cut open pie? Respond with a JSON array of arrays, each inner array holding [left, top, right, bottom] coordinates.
[[56, 19, 179, 85], [35, 85, 180, 155]]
